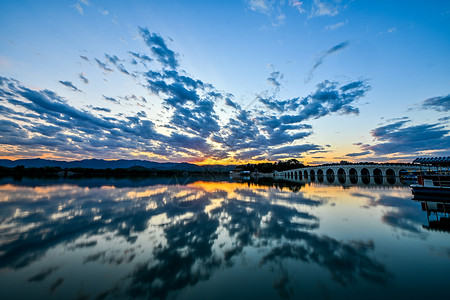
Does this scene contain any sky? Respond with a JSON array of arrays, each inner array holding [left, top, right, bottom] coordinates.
[[0, 0, 449, 165]]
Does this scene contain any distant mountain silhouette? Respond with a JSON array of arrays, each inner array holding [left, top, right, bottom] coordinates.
[[0, 158, 234, 172]]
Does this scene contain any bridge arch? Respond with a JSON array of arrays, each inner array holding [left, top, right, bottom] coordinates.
[[386, 168, 396, 184], [349, 168, 358, 184], [294, 171, 298, 180], [326, 169, 335, 183], [337, 168, 346, 184], [317, 169, 324, 182], [373, 168, 383, 184], [304, 170, 308, 179], [361, 168, 370, 184], [310, 170, 316, 182]]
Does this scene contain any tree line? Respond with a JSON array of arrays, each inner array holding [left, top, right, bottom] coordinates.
[[239, 159, 305, 173]]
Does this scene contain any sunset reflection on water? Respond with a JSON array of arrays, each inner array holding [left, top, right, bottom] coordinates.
[[0, 177, 448, 299]]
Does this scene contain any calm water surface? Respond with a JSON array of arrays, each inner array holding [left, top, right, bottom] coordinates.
[[0, 176, 448, 299]]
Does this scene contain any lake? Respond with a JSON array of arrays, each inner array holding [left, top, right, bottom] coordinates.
[[0, 175, 448, 299]]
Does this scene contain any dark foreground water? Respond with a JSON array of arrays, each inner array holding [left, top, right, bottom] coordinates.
[[0, 176, 448, 300]]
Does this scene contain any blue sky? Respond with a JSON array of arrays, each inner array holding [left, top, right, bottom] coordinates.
[[0, 0, 449, 164]]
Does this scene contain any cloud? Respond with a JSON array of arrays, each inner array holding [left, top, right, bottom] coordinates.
[[277, 79, 369, 124], [266, 71, 283, 91], [246, 0, 271, 14], [95, 58, 113, 72], [79, 55, 89, 62], [138, 27, 178, 69], [306, 41, 350, 82], [0, 26, 371, 162], [88, 105, 111, 113], [224, 97, 240, 109], [58, 81, 82, 92], [0, 76, 215, 160], [105, 54, 131, 75], [325, 21, 346, 31], [268, 144, 321, 158], [345, 151, 371, 157], [311, 0, 342, 17], [420, 94, 450, 112], [361, 120, 450, 155], [0, 178, 393, 299], [245, 0, 286, 27], [99, 8, 109, 15], [73, 2, 84, 15], [102, 95, 119, 104], [289, 0, 305, 13], [79, 73, 89, 84], [128, 52, 153, 66], [245, 0, 349, 27], [377, 27, 398, 37], [28, 267, 59, 282]]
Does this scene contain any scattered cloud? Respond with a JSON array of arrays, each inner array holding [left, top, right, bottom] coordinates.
[[310, 0, 341, 17], [289, 0, 305, 13], [420, 94, 450, 112], [72, 0, 90, 15], [79, 73, 89, 84], [265, 79, 370, 123], [99, 8, 109, 15], [266, 71, 283, 91], [224, 97, 240, 109], [247, 0, 272, 15], [138, 27, 178, 69], [0, 26, 371, 162], [325, 20, 346, 31], [305, 41, 350, 83], [105, 54, 131, 75], [58, 80, 82, 92], [245, 0, 347, 27], [439, 116, 450, 122], [377, 27, 398, 37], [95, 58, 113, 72], [72, 2, 84, 15], [345, 151, 371, 157], [103, 95, 120, 104], [245, 0, 287, 27], [360, 120, 450, 156], [88, 105, 111, 113], [128, 52, 153, 66]]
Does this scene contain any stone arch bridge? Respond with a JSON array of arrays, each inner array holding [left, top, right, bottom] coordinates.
[[274, 164, 419, 185]]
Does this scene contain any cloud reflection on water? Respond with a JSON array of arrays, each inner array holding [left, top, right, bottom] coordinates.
[[0, 178, 418, 299]]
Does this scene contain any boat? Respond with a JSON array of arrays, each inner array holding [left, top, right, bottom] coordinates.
[[412, 195, 450, 232], [410, 156, 450, 199], [229, 169, 251, 180], [410, 174, 450, 198]]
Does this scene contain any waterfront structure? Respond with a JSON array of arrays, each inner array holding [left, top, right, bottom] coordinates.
[[275, 163, 419, 185]]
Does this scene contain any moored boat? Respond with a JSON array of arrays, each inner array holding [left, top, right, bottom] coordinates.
[[410, 174, 450, 199], [410, 156, 450, 199]]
